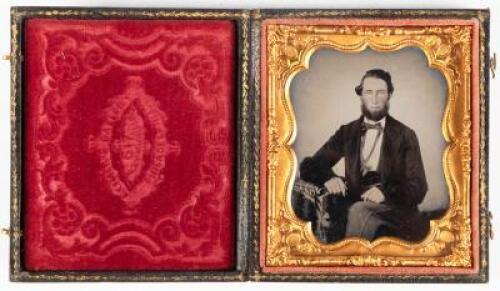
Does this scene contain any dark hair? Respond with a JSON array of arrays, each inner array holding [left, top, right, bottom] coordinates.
[[355, 69, 394, 96]]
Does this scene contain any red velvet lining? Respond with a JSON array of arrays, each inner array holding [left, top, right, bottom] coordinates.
[[24, 19, 236, 271]]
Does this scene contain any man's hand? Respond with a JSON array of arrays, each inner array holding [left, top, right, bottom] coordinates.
[[361, 186, 385, 203], [324, 177, 347, 196]]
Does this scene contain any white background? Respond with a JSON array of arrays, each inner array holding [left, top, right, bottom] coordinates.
[[0, 0, 498, 290]]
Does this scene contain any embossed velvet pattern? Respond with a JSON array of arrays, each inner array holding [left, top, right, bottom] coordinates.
[[24, 19, 236, 270]]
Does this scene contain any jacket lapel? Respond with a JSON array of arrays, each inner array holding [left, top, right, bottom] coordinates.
[[347, 117, 363, 186], [378, 115, 399, 181]]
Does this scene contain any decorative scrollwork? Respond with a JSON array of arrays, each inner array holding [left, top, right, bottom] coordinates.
[[264, 23, 474, 268], [29, 22, 234, 265]]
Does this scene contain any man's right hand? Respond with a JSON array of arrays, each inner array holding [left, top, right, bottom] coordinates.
[[324, 177, 347, 196]]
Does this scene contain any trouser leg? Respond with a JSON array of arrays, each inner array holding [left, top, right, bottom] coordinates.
[[345, 201, 392, 241]]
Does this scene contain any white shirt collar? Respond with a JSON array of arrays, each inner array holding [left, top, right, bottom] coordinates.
[[363, 116, 386, 128]]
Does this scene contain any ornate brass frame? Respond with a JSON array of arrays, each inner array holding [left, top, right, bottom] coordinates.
[[260, 18, 483, 274]]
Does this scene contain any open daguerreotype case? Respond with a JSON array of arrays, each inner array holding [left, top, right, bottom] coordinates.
[[8, 7, 491, 282]]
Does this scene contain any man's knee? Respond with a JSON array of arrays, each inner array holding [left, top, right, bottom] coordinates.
[[345, 201, 384, 240], [347, 201, 374, 222]]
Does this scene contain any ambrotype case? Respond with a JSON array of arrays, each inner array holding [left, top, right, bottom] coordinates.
[[9, 7, 490, 282]]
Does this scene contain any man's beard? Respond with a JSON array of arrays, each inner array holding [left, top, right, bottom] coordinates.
[[361, 103, 389, 121]]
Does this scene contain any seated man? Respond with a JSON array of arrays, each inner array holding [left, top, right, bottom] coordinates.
[[292, 69, 430, 243]]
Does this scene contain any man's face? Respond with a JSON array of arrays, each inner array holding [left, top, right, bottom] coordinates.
[[360, 77, 390, 121]]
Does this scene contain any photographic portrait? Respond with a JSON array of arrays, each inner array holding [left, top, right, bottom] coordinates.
[[260, 18, 481, 273], [291, 47, 449, 244]]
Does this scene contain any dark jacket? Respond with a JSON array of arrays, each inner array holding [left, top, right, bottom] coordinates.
[[296, 115, 429, 241], [300, 115, 428, 208]]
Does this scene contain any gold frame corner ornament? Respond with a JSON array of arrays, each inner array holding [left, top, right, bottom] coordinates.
[[264, 24, 474, 268]]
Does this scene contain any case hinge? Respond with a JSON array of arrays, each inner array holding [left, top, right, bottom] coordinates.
[[1, 227, 22, 238], [490, 53, 496, 79], [489, 211, 494, 240]]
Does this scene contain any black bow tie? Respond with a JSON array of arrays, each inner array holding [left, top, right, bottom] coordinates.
[[361, 122, 383, 132]]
